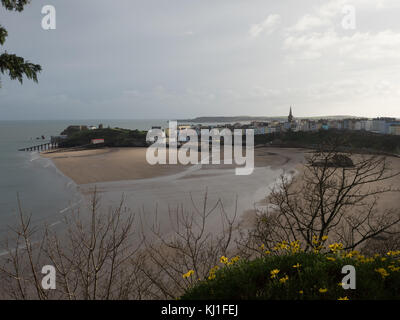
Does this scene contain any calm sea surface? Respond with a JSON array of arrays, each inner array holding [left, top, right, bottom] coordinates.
[[0, 119, 169, 237]]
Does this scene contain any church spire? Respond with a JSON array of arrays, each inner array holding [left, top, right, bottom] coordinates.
[[288, 106, 294, 123]]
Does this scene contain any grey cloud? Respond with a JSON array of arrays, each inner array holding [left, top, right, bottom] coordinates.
[[1, 0, 400, 120]]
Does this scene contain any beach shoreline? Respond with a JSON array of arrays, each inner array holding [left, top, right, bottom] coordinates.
[[42, 146, 307, 185], [36, 146, 400, 250], [40, 147, 306, 236]]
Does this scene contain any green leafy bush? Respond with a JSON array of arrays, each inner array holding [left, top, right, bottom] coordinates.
[[181, 250, 400, 300], [59, 128, 148, 148]]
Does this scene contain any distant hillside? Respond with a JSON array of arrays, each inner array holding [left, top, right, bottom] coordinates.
[[179, 115, 360, 123]]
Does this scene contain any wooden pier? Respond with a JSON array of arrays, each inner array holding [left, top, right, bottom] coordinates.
[[18, 142, 59, 152]]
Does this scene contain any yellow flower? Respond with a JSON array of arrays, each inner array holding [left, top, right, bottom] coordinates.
[[319, 288, 328, 293], [279, 275, 289, 284], [211, 265, 219, 272], [227, 257, 238, 265], [326, 257, 336, 262], [182, 270, 195, 279], [293, 263, 301, 269], [208, 273, 216, 280], [388, 265, 400, 272], [338, 282, 344, 287], [290, 240, 300, 246], [321, 235, 329, 241], [299, 290, 304, 294], [338, 296, 349, 300], [313, 244, 323, 253], [220, 256, 228, 264], [355, 254, 369, 263], [270, 269, 280, 279], [375, 268, 390, 279], [329, 243, 344, 253], [208, 265, 219, 280], [260, 244, 265, 250], [265, 250, 271, 255], [274, 241, 290, 251], [346, 250, 359, 258], [290, 240, 301, 253]]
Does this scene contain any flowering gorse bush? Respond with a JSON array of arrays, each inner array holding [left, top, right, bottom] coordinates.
[[181, 240, 400, 300]]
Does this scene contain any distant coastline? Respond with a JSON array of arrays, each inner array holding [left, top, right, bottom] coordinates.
[[178, 115, 361, 123]]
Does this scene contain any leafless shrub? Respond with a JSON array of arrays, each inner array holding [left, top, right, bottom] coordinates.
[[135, 190, 239, 299], [244, 143, 400, 253], [0, 189, 242, 300], [0, 190, 142, 299], [0, 196, 47, 299], [3, 142, 398, 300], [361, 228, 400, 256]]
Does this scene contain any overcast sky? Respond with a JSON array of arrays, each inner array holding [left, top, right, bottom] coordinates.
[[1, 0, 400, 120]]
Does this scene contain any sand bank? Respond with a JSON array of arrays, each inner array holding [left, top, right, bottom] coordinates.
[[42, 147, 306, 237], [42, 147, 307, 185], [42, 147, 400, 243]]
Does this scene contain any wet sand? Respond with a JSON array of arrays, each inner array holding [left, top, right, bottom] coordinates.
[[241, 154, 400, 236], [42, 147, 400, 242], [43, 147, 307, 238], [42, 147, 306, 185]]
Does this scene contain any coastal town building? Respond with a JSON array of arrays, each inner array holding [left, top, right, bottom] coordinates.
[[159, 108, 399, 139], [389, 124, 400, 135], [288, 107, 294, 123]]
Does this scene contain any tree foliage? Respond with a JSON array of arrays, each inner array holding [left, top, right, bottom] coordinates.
[[1, 0, 30, 12], [0, 0, 41, 86]]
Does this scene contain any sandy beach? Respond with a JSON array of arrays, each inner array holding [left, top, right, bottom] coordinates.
[[42, 147, 400, 241], [42, 148, 187, 184], [42, 147, 306, 237], [42, 147, 306, 185]]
